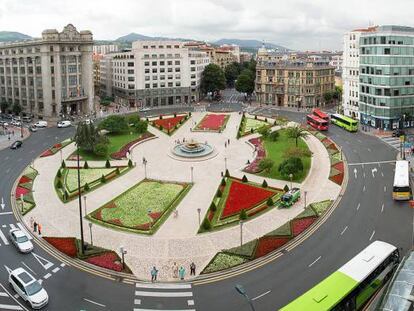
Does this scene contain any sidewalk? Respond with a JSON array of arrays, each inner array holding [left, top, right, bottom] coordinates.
[[0, 126, 30, 151], [24, 111, 340, 281]]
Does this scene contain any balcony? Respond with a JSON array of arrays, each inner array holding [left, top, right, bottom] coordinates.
[[61, 94, 88, 103]]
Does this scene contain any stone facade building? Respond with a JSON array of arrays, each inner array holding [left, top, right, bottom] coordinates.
[[0, 24, 94, 121]]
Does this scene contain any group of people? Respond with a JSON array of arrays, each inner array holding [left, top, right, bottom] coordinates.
[[150, 262, 197, 282], [29, 217, 42, 236]]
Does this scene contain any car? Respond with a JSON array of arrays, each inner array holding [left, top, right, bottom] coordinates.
[[22, 116, 32, 123], [57, 120, 71, 128], [392, 129, 405, 137], [11, 120, 21, 127], [139, 107, 150, 112], [8, 228, 33, 253], [29, 125, 37, 132], [84, 119, 93, 125], [10, 141, 22, 149], [9, 268, 48, 309], [34, 121, 48, 128]]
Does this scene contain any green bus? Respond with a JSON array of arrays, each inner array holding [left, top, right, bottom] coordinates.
[[330, 114, 358, 132], [280, 241, 400, 311]]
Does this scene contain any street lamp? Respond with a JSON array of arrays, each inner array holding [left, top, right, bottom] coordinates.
[[289, 174, 293, 189], [304, 191, 307, 209], [143, 158, 148, 178], [119, 246, 127, 270], [235, 284, 256, 311], [76, 145, 86, 255], [88, 222, 93, 246], [197, 208, 201, 226], [147, 209, 152, 230], [190, 166, 194, 183], [239, 220, 244, 247], [20, 112, 23, 138], [20, 194, 24, 214], [224, 157, 227, 171], [83, 196, 87, 216]]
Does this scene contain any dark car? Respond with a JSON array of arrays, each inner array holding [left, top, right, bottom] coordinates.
[[392, 129, 405, 137], [10, 141, 22, 149]]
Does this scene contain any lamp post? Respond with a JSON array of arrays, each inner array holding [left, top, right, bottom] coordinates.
[[197, 208, 201, 226], [239, 220, 244, 247], [20, 112, 23, 138], [289, 173, 293, 189], [83, 196, 87, 216], [147, 209, 152, 230], [143, 158, 148, 178], [76, 145, 85, 255], [20, 194, 24, 214], [304, 191, 307, 209], [224, 157, 227, 171], [88, 222, 93, 246], [119, 246, 127, 270], [235, 284, 256, 311], [190, 166, 194, 183]]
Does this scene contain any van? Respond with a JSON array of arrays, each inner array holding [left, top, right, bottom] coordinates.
[[57, 120, 71, 128], [34, 121, 48, 128]]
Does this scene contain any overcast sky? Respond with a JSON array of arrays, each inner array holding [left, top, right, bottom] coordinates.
[[0, 0, 413, 50]]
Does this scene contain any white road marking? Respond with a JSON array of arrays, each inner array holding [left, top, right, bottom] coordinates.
[[0, 228, 9, 245], [134, 299, 141, 305], [0, 292, 8, 297], [187, 299, 195, 305], [52, 267, 60, 273], [60, 263, 66, 268], [134, 291, 193, 297], [381, 204, 384, 213], [369, 230, 376, 241], [363, 172, 366, 178], [357, 203, 361, 210], [135, 283, 191, 289], [43, 273, 51, 279], [13, 294, 19, 299], [348, 160, 396, 166], [0, 212, 13, 216], [32, 252, 54, 270], [6, 168, 10, 174], [357, 139, 362, 143], [252, 290, 271, 301], [9, 224, 16, 230], [308, 256, 322, 267], [21, 262, 36, 275], [353, 168, 357, 179], [363, 185, 366, 192], [341, 226, 348, 235], [0, 283, 26, 311], [83, 298, 106, 308], [381, 172, 384, 177], [367, 148, 371, 152], [0, 304, 23, 310], [384, 186, 387, 192]]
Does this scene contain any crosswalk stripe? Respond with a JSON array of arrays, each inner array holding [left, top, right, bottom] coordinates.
[[0, 304, 23, 310], [0, 292, 8, 297], [135, 283, 191, 289], [0, 228, 9, 245], [9, 224, 16, 230], [16, 223, 32, 240], [135, 290, 193, 297]]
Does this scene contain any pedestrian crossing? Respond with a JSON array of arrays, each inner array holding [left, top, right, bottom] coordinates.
[[133, 282, 196, 311], [0, 223, 33, 246], [0, 284, 24, 310], [380, 136, 401, 150]]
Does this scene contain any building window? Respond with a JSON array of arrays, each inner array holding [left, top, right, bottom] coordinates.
[[145, 83, 150, 89]]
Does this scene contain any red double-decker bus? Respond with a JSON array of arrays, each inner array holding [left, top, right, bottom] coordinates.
[[307, 114, 328, 131], [312, 108, 329, 121]]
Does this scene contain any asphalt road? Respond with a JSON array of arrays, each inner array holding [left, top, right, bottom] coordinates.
[[0, 99, 410, 311]]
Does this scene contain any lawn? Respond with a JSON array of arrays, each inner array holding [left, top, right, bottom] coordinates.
[[194, 114, 229, 132], [65, 168, 117, 192], [238, 116, 271, 137], [259, 129, 311, 182], [88, 179, 191, 234]]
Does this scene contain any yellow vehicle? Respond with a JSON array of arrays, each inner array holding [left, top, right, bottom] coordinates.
[[392, 160, 411, 200]]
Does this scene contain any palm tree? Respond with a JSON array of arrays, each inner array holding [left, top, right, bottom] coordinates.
[[287, 126, 309, 147]]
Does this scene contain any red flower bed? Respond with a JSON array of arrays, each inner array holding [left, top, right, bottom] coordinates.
[[247, 204, 269, 217], [292, 217, 317, 236], [110, 132, 154, 159], [148, 212, 162, 220], [208, 210, 214, 221], [136, 223, 151, 230], [197, 114, 227, 131], [107, 218, 123, 226], [93, 210, 102, 220], [254, 236, 290, 258], [86, 252, 123, 272], [44, 237, 77, 258], [153, 115, 185, 130], [328, 143, 339, 152], [40, 149, 54, 157], [244, 138, 266, 173], [53, 143, 62, 149], [15, 186, 30, 197], [19, 176, 32, 184], [104, 202, 117, 209], [330, 173, 344, 185], [333, 162, 344, 173], [221, 181, 275, 218]]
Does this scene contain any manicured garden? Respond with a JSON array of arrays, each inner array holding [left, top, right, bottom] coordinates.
[[199, 176, 283, 233], [43, 236, 131, 273], [150, 113, 190, 135], [55, 162, 132, 203], [194, 114, 229, 132], [40, 138, 72, 158], [15, 166, 38, 215], [237, 114, 272, 138], [87, 179, 191, 235], [201, 200, 333, 274]]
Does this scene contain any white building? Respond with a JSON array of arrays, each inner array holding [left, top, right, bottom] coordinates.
[[93, 44, 119, 55], [100, 41, 210, 107], [329, 54, 343, 71], [0, 24, 94, 121]]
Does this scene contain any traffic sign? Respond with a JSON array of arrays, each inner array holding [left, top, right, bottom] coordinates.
[[410, 200, 414, 208]]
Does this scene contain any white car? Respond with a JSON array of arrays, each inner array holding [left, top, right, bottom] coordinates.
[[57, 120, 71, 128], [11, 120, 21, 127], [9, 228, 33, 253], [34, 121, 48, 128], [9, 268, 49, 309]]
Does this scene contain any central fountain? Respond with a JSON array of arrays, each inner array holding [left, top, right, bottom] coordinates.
[[171, 139, 215, 159]]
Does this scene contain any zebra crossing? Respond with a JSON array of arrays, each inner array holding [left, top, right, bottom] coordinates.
[[380, 136, 401, 150], [0, 223, 33, 246], [133, 282, 196, 311], [0, 284, 25, 310]]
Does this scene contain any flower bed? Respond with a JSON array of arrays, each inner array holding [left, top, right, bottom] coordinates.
[[151, 114, 189, 135], [88, 179, 191, 235], [40, 138, 72, 158], [194, 114, 229, 132], [254, 236, 290, 258], [291, 216, 317, 236], [86, 252, 123, 272], [14, 166, 39, 215], [244, 137, 266, 173], [201, 252, 248, 274], [43, 237, 77, 258], [110, 132, 155, 159]]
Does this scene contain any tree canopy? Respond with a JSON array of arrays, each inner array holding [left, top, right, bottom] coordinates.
[[235, 68, 255, 95], [286, 125, 309, 147], [224, 62, 242, 87], [200, 64, 226, 95], [12, 102, 22, 115], [74, 122, 102, 152], [98, 115, 129, 133]]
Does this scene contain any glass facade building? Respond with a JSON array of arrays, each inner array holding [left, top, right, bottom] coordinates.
[[359, 26, 414, 129]]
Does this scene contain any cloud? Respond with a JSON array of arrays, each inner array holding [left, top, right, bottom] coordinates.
[[0, 0, 413, 50]]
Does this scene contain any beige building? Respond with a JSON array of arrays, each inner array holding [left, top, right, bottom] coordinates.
[[0, 24, 94, 121], [255, 48, 335, 108]]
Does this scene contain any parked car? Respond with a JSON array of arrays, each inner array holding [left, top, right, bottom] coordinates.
[[29, 125, 38, 132], [57, 120, 71, 128], [34, 121, 48, 128], [8, 228, 33, 253], [11, 120, 21, 127], [392, 129, 405, 137], [84, 119, 93, 125], [9, 268, 49, 309], [10, 140, 22, 149], [22, 116, 32, 123]]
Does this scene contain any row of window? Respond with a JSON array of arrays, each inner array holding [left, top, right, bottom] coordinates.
[[142, 44, 181, 49], [361, 66, 414, 76], [361, 55, 414, 66], [145, 82, 182, 89], [361, 35, 414, 46], [361, 85, 414, 96], [360, 76, 414, 86], [0, 45, 79, 56], [144, 60, 181, 66], [143, 53, 181, 59], [361, 46, 414, 56]]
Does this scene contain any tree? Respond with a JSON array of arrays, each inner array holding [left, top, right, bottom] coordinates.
[[200, 64, 226, 95], [224, 62, 241, 87], [100, 174, 106, 183], [258, 126, 270, 138], [0, 100, 9, 114], [279, 157, 304, 177], [242, 175, 248, 182], [221, 178, 226, 186], [128, 159, 133, 168], [83, 161, 89, 169], [267, 197, 274, 206], [99, 115, 128, 133], [202, 218, 212, 230], [128, 115, 148, 133], [284, 184, 290, 192], [216, 189, 222, 197], [93, 140, 109, 157], [74, 122, 102, 152], [235, 69, 255, 96], [323, 91, 334, 105], [56, 179, 63, 189], [258, 158, 274, 173], [239, 209, 248, 220], [56, 169, 62, 178], [286, 126, 309, 147], [333, 86, 342, 101], [262, 179, 268, 188], [61, 160, 66, 168], [225, 169, 230, 177], [105, 159, 111, 168], [210, 202, 217, 212], [268, 131, 279, 142], [12, 102, 22, 115], [84, 183, 90, 191]]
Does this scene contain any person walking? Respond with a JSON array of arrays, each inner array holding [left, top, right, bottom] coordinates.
[[37, 223, 42, 236], [178, 266, 185, 280], [151, 266, 158, 282], [228, 139, 230, 145], [172, 262, 178, 279], [33, 221, 38, 233], [29, 217, 34, 231], [190, 262, 196, 276]]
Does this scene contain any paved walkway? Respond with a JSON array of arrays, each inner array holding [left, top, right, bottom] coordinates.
[[25, 112, 340, 281], [0, 126, 30, 151]]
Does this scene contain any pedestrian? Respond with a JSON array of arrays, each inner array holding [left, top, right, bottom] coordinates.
[[178, 266, 185, 280], [228, 139, 230, 145], [37, 223, 42, 236], [225, 142, 227, 148], [190, 262, 196, 276], [33, 221, 37, 233], [151, 266, 158, 282], [30, 217, 34, 231], [172, 262, 178, 279]]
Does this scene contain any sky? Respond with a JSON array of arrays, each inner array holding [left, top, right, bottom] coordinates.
[[0, 0, 413, 51]]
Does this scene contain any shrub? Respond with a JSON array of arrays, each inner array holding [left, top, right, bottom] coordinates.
[[98, 115, 128, 133], [284, 185, 290, 192], [250, 128, 254, 134], [221, 178, 226, 187], [116, 168, 120, 175], [84, 183, 90, 191], [174, 113, 177, 117], [279, 157, 303, 177], [242, 175, 248, 182], [254, 115, 257, 119], [283, 147, 311, 159], [64, 190, 68, 201], [159, 125, 163, 131], [267, 197, 274, 206], [56, 179, 63, 189], [225, 169, 230, 177], [83, 161, 89, 169], [57, 169, 62, 178], [258, 158, 274, 172], [101, 175, 106, 183], [159, 115, 163, 119], [262, 179, 268, 188], [93, 142, 108, 157], [274, 120, 277, 125], [239, 209, 248, 220], [217, 189, 222, 197], [264, 117, 268, 122], [61, 160, 66, 168], [268, 131, 279, 142], [189, 112, 192, 116], [210, 202, 217, 212], [258, 126, 270, 138], [202, 218, 211, 230], [105, 160, 111, 168], [128, 159, 133, 168]]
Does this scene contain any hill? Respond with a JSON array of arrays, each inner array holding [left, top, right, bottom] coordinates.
[[0, 31, 32, 42], [213, 38, 289, 51], [115, 33, 194, 43]]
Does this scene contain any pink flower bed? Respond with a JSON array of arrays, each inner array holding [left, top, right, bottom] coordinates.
[[86, 252, 123, 272], [110, 132, 154, 159], [196, 114, 227, 131], [40, 149, 54, 157], [292, 217, 317, 236], [153, 115, 185, 131], [244, 138, 266, 173], [16, 186, 30, 197], [19, 176, 32, 184]]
